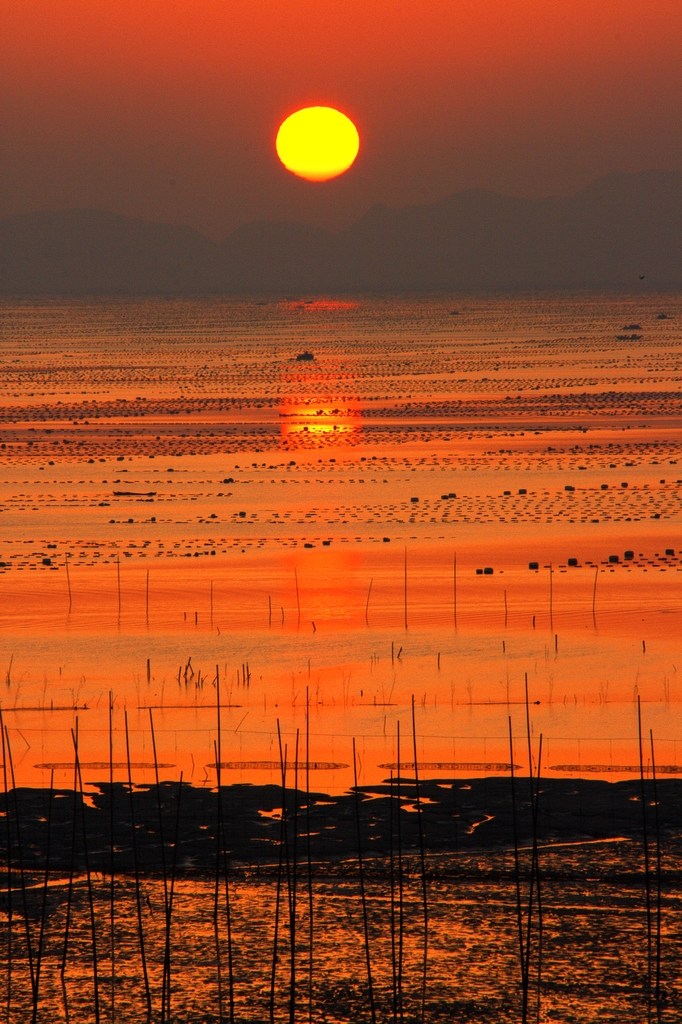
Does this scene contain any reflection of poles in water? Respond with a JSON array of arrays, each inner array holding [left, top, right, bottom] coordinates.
[[353, 737, 377, 1024]]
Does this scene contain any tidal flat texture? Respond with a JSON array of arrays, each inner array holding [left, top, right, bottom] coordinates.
[[1, 292, 681, 1020]]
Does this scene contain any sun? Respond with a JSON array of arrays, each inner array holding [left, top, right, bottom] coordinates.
[[275, 106, 360, 182]]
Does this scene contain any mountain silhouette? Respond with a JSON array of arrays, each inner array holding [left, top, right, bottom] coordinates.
[[1, 170, 679, 294]]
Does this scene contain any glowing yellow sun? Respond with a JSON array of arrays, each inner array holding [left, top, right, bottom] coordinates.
[[275, 106, 360, 182]]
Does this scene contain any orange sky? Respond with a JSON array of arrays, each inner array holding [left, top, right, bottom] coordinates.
[[3, 0, 681, 237]]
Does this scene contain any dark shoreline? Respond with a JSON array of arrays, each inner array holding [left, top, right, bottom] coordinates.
[[2, 776, 680, 877]]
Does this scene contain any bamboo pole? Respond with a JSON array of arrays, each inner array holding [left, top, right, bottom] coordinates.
[[65, 553, 72, 611], [108, 693, 115, 1024], [637, 697, 653, 1023], [124, 711, 152, 1020], [32, 772, 54, 1023], [403, 547, 408, 630], [365, 578, 373, 626], [649, 729, 662, 1023], [270, 723, 288, 1024], [508, 717, 526, 1017], [6, 724, 36, 1004], [1, 713, 14, 1021], [396, 723, 404, 1019], [453, 552, 457, 629], [352, 738, 377, 1024], [163, 773, 184, 1022], [289, 730, 300, 1024], [149, 709, 170, 1020], [305, 688, 314, 1024], [411, 695, 428, 1021], [214, 672, 225, 1021], [71, 726, 101, 1024], [389, 768, 398, 1024], [59, 719, 81, 1022]]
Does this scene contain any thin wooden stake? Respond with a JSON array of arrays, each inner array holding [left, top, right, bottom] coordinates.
[[352, 738, 377, 1024], [271, 723, 288, 1024], [71, 726, 101, 1024], [638, 697, 653, 1023], [124, 711, 152, 1020], [411, 695, 428, 1020], [65, 553, 73, 611], [305, 688, 314, 1023], [365, 578, 373, 626], [388, 768, 399, 1024], [108, 694, 115, 1023], [508, 717, 526, 1015], [5, 724, 36, 1004], [649, 729, 663, 1023], [403, 547, 408, 630], [32, 771, 55, 1024], [163, 773, 184, 1022], [453, 552, 457, 629], [1, 713, 14, 1020]]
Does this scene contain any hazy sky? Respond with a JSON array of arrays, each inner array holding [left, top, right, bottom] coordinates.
[[3, 0, 681, 238]]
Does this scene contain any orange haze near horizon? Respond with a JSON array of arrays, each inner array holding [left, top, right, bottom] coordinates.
[[3, 0, 681, 238]]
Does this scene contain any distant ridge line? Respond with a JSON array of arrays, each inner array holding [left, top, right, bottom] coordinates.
[[1, 170, 679, 294]]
